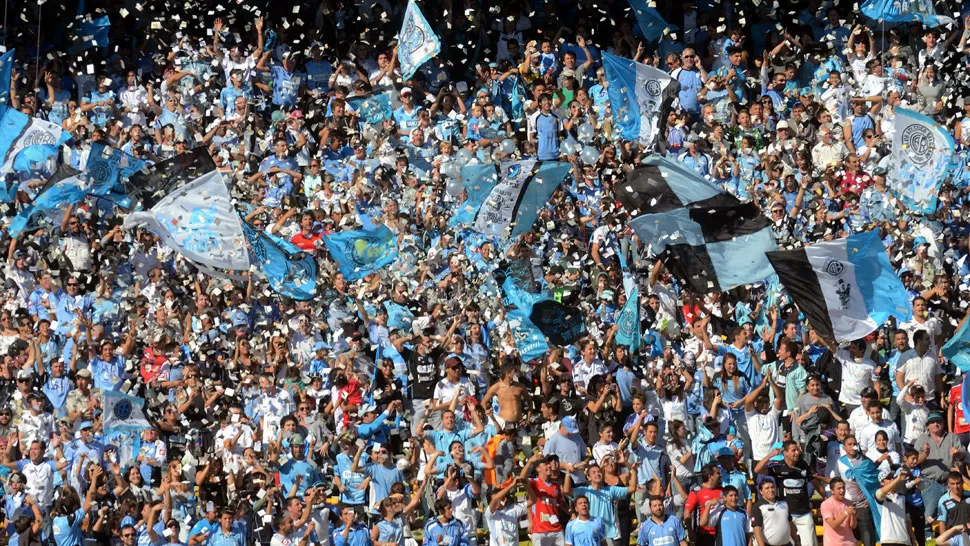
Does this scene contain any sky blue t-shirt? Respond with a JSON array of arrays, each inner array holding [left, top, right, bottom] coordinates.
[[712, 507, 750, 546], [637, 515, 686, 546], [271, 65, 303, 107], [571, 485, 629, 539], [52, 508, 86, 546], [535, 113, 561, 161], [565, 517, 606, 546]]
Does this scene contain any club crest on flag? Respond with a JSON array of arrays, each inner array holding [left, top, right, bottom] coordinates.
[[113, 398, 133, 420], [402, 19, 427, 52], [901, 123, 934, 166], [824, 259, 844, 277]]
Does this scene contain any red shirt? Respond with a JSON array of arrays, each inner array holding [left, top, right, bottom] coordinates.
[[951, 385, 970, 434], [684, 487, 723, 535], [839, 170, 872, 196], [290, 231, 322, 253], [529, 478, 564, 533], [140, 348, 167, 383]]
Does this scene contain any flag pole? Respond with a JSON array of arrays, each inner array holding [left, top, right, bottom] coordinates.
[[34, 4, 41, 84]]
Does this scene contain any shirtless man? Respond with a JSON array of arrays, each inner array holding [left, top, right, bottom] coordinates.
[[482, 362, 530, 427]]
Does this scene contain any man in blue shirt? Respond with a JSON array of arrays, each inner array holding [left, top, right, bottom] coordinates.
[[393, 88, 422, 142], [637, 496, 687, 546], [702, 486, 750, 546], [564, 496, 606, 546], [714, 47, 747, 104], [188, 503, 220, 545], [423, 500, 468, 546], [89, 337, 133, 392], [531, 94, 561, 161], [279, 434, 321, 498], [219, 70, 251, 118], [305, 45, 333, 95], [700, 320, 759, 385], [257, 52, 304, 108], [671, 48, 706, 117], [333, 505, 373, 546], [82, 73, 118, 127], [255, 139, 300, 207], [565, 463, 636, 543], [357, 400, 403, 445]]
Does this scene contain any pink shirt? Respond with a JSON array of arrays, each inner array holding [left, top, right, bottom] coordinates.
[[821, 497, 856, 546]]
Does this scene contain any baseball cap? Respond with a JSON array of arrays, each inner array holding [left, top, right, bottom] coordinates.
[[716, 447, 735, 458], [289, 109, 304, 119], [79, 421, 94, 430], [76, 369, 93, 379], [561, 416, 580, 434], [290, 433, 306, 446], [400, 87, 412, 96], [776, 120, 789, 130], [928, 411, 945, 424]]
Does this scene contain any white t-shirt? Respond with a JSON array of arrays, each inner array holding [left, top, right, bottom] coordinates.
[[444, 484, 477, 537], [879, 492, 910, 545], [746, 407, 782, 462], [836, 349, 879, 407], [22, 459, 54, 507], [487, 502, 527, 546], [310, 506, 334, 546]]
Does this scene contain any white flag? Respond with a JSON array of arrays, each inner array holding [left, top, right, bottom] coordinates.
[[103, 390, 152, 433], [123, 170, 250, 272]]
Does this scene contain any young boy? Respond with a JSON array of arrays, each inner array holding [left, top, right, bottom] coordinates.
[[899, 449, 926, 546]]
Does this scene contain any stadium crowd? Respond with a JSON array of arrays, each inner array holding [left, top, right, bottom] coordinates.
[[5, 1, 970, 546]]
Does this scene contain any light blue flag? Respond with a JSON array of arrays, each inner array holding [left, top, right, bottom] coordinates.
[[385, 301, 415, 331], [346, 93, 393, 124], [103, 390, 152, 433], [944, 319, 970, 373], [398, 0, 441, 80], [861, 0, 953, 27], [627, 0, 677, 42], [472, 160, 571, 239], [322, 225, 399, 281], [615, 285, 641, 351], [0, 109, 71, 199], [9, 172, 86, 237], [86, 142, 146, 208], [242, 221, 318, 301], [449, 164, 499, 227], [0, 49, 13, 117], [890, 107, 955, 215], [74, 15, 111, 52], [13, 144, 60, 177], [354, 201, 382, 231], [501, 274, 547, 312], [602, 52, 674, 147], [508, 308, 549, 362]]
